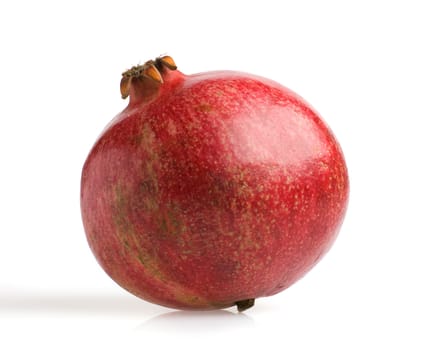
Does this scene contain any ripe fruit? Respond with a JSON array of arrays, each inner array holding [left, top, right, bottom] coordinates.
[[80, 56, 349, 311]]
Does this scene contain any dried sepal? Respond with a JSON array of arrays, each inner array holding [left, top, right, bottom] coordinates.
[[158, 55, 177, 70], [142, 63, 163, 83], [120, 76, 132, 99]]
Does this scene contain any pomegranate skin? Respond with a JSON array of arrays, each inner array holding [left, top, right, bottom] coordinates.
[[81, 63, 349, 310]]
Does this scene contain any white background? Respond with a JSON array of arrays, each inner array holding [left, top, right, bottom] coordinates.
[[1, 0, 430, 348]]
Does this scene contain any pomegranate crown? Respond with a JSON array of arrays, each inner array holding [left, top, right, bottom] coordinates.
[[120, 55, 177, 99]]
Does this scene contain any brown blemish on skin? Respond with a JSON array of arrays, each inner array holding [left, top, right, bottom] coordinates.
[[109, 120, 212, 307], [156, 203, 187, 238], [112, 183, 215, 308], [195, 103, 213, 113]]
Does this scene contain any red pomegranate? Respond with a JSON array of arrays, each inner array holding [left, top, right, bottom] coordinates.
[[80, 56, 349, 311]]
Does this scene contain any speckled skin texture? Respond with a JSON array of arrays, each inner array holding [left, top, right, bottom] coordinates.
[[81, 68, 349, 310]]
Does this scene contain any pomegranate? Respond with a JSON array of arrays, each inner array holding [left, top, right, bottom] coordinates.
[[80, 56, 349, 311]]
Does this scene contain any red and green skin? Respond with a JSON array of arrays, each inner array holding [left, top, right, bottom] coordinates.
[[80, 61, 349, 311]]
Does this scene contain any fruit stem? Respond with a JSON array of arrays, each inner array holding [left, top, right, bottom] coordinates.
[[235, 299, 255, 312]]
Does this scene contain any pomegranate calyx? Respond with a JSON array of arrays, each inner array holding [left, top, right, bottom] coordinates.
[[120, 55, 177, 99]]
